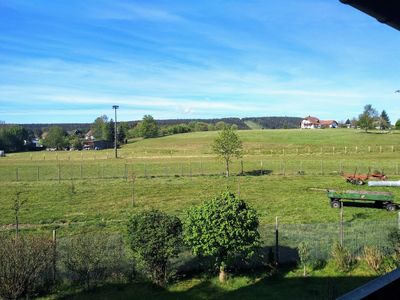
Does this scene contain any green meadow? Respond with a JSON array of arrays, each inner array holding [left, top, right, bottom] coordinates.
[[1, 129, 400, 232]]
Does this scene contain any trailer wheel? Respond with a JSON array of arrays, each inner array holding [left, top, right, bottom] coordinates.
[[331, 200, 341, 209], [386, 204, 396, 212], [356, 180, 364, 185]]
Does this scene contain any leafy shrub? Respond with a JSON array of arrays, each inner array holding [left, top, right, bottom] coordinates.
[[127, 210, 183, 287], [184, 191, 260, 282], [331, 242, 354, 273], [59, 233, 126, 289], [0, 234, 54, 299], [363, 246, 384, 274]]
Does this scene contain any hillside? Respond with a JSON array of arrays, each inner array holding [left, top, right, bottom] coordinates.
[[18, 116, 303, 132]]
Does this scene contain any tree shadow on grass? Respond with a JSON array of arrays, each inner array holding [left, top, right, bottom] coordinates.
[[239, 169, 273, 176], [57, 270, 375, 300]]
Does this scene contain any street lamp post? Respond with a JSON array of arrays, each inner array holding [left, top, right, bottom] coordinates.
[[112, 105, 119, 158]]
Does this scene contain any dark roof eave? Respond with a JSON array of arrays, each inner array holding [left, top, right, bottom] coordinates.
[[340, 0, 400, 31]]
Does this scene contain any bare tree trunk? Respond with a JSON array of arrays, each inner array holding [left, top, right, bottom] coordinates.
[[219, 265, 227, 283], [225, 159, 230, 177]]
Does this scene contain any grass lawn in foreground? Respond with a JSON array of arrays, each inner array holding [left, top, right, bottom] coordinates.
[[45, 262, 377, 300]]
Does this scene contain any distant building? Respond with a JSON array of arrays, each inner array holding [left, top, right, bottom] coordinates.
[[85, 129, 95, 141], [301, 116, 338, 129]]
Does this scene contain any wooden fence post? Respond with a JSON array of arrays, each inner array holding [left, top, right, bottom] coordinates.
[[52, 230, 57, 284], [398, 212, 400, 230], [320, 160, 324, 175], [283, 161, 286, 176], [340, 202, 344, 247]]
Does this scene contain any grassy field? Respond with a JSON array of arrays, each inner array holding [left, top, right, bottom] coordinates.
[[1, 129, 399, 299], [1, 129, 400, 228]]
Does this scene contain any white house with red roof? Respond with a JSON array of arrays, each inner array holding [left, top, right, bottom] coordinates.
[[301, 116, 338, 129]]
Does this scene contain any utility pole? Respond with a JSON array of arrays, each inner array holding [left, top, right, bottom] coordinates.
[[112, 105, 119, 158]]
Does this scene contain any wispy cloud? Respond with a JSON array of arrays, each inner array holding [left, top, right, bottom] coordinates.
[[90, 2, 184, 22]]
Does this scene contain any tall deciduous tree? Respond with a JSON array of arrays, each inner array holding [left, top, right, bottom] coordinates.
[[395, 119, 400, 130], [138, 115, 159, 138], [212, 126, 242, 177], [184, 191, 260, 283], [91, 115, 108, 139], [44, 126, 68, 150], [358, 104, 378, 132]]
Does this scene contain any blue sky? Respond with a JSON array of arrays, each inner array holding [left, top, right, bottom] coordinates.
[[1, 0, 400, 124]]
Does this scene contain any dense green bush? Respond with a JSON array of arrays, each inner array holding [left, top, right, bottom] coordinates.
[[0, 234, 55, 299], [127, 210, 183, 286], [184, 191, 260, 282]]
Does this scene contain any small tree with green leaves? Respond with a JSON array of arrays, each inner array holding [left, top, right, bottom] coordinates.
[[298, 241, 311, 277], [127, 210, 183, 286], [212, 126, 243, 177], [184, 191, 260, 282]]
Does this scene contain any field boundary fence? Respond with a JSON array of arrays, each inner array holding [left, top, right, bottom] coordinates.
[[2, 159, 400, 182], [4, 144, 400, 162]]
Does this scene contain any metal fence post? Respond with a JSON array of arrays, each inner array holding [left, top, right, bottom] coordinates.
[[275, 217, 279, 265]]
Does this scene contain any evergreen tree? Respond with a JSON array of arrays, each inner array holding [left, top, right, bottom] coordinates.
[[380, 110, 390, 130]]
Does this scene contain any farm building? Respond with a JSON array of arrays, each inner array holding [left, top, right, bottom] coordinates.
[[300, 116, 338, 129]]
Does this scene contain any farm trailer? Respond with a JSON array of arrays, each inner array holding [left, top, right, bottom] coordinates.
[[327, 190, 397, 211]]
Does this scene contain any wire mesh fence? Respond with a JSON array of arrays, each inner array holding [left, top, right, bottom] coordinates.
[[1, 159, 400, 182], [261, 218, 399, 263]]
